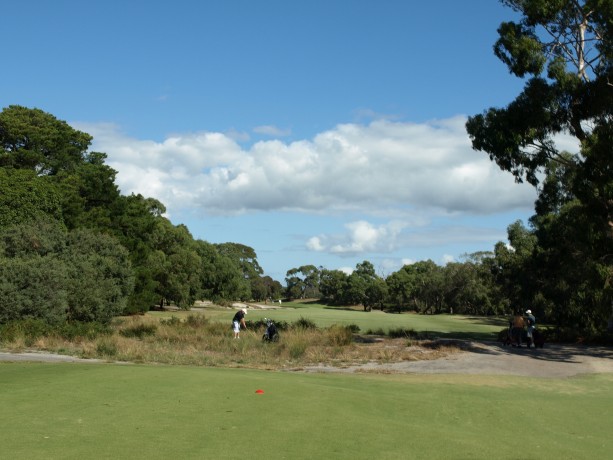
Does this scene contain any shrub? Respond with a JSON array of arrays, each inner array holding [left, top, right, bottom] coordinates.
[[292, 317, 317, 330], [326, 325, 354, 346], [185, 314, 209, 328]]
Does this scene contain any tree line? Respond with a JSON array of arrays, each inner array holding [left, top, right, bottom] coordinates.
[[0, 105, 283, 325], [2, 1, 612, 336], [290, 0, 613, 336]]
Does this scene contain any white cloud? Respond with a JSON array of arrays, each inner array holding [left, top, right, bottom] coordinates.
[[79, 116, 539, 218], [305, 219, 507, 258], [309, 220, 408, 255]]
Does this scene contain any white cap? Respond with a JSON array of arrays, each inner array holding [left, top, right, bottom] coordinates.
[[242, 308, 247, 315], [526, 309, 532, 314]]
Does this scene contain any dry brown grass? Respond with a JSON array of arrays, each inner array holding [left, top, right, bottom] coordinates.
[[1, 315, 463, 369]]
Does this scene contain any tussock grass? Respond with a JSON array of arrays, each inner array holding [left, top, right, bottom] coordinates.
[[0, 315, 457, 369]]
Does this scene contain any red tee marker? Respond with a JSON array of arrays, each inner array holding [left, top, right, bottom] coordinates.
[[255, 389, 264, 394]]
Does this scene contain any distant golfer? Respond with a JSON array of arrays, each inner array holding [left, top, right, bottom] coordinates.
[[233, 308, 247, 339]]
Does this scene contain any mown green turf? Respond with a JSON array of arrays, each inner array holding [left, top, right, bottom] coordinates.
[[1, 362, 610, 459], [151, 302, 506, 340]]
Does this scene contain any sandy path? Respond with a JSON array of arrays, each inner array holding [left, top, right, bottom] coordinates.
[[303, 341, 613, 378], [2, 342, 612, 378]]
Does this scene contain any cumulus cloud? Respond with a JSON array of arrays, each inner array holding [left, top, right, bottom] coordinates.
[[79, 116, 539, 218], [307, 220, 408, 255], [307, 219, 506, 258]]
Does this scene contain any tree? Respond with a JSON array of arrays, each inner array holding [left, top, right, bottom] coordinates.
[[346, 261, 385, 311], [110, 194, 166, 314], [386, 260, 444, 313], [0, 169, 63, 227], [56, 152, 121, 230], [149, 220, 201, 309], [443, 259, 498, 316], [285, 265, 321, 300], [250, 275, 282, 301], [0, 218, 69, 324], [466, 0, 613, 333], [61, 228, 134, 323], [0, 105, 92, 175], [319, 269, 349, 304], [0, 220, 133, 324], [216, 243, 263, 280], [196, 240, 250, 301]]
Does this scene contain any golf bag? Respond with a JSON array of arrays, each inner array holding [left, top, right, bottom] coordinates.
[[262, 318, 279, 342]]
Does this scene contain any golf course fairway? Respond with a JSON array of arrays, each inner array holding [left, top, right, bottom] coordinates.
[[1, 362, 611, 459]]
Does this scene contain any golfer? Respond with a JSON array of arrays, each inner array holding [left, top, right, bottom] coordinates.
[[525, 309, 536, 347], [232, 308, 247, 339]]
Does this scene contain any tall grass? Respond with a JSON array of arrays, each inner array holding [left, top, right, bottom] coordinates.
[[0, 315, 444, 369]]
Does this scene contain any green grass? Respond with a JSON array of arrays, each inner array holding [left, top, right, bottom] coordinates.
[[1, 362, 611, 459], [154, 302, 507, 341]]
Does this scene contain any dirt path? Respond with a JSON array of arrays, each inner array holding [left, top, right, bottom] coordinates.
[[2, 342, 612, 378], [303, 341, 613, 378], [0, 351, 104, 364]]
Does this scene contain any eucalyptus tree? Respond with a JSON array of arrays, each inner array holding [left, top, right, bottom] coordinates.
[[466, 0, 613, 332], [319, 268, 349, 304], [285, 265, 321, 300], [346, 261, 387, 311]]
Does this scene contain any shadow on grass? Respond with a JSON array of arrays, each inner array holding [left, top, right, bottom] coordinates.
[[461, 316, 508, 327], [323, 306, 365, 312], [425, 330, 500, 343]]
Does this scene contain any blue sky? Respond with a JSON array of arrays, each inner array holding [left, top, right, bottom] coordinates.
[[2, 1, 578, 281]]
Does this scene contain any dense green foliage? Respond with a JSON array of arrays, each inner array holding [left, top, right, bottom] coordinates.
[[465, 0, 613, 334], [0, 105, 275, 322]]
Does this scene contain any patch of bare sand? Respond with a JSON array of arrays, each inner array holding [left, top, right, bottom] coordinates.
[[302, 340, 613, 378]]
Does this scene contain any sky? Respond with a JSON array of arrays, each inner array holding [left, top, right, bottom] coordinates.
[[2, 1, 579, 282]]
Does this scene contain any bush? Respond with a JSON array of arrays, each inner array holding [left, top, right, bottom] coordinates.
[[326, 325, 354, 346], [185, 314, 209, 328], [292, 317, 317, 330]]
